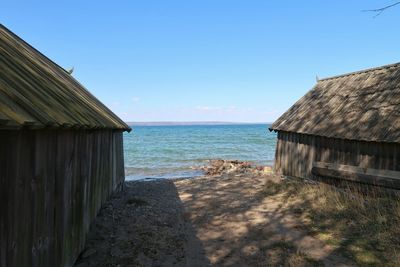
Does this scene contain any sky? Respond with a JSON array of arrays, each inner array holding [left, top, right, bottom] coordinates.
[[2, 1, 399, 122]]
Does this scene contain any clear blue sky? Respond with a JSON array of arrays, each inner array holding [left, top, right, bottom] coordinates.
[[2, 1, 399, 122]]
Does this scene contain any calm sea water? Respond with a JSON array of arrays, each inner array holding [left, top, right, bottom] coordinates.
[[123, 124, 276, 180]]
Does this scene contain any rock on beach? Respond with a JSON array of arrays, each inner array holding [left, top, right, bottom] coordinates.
[[201, 159, 273, 176]]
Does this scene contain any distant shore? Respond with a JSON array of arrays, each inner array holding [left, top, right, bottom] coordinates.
[[126, 121, 271, 126]]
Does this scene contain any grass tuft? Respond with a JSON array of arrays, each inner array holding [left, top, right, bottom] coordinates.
[[263, 178, 400, 266], [264, 240, 324, 266]]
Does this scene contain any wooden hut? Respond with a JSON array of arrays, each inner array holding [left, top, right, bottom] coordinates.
[[269, 62, 400, 189], [0, 24, 131, 267]]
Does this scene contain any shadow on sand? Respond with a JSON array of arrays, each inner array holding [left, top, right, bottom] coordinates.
[[74, 179, 211, 267], [175, 174, 354, 266], [75, 175, 359, 266]]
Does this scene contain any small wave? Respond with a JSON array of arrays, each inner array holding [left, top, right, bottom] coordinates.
[[123, 124, 277, 181], [125, 169, 204, 182]]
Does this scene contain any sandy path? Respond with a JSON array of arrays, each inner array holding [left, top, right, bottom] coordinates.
[[74, 180, 210, 267], [175, 174, 354, 266], [75, 174, 353, 266]]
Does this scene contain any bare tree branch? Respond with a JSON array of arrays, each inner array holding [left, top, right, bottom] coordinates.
[[363, 1, 400, 17]]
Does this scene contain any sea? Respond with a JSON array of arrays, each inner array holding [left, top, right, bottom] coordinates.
[[124, 124, 277, 181]]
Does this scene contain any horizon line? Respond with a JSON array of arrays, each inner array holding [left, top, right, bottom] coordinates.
[[126, 121, 272, 126]]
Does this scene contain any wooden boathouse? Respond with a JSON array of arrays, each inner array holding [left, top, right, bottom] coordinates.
[[0, 24, 131, 266], [270, 62, 400, 189]]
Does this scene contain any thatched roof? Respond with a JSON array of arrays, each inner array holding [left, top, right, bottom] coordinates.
[[0, 24, 131, 131], [270, 62, 400, 143]]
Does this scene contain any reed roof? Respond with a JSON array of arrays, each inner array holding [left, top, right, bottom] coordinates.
[[0, 24, 131, 131], [270, 62, 400, 143]]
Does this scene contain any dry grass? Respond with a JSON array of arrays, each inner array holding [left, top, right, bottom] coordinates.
[[263, 240, 324, 267], [262, 178, 400, 266]]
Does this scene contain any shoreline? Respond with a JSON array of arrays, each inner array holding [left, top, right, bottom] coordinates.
[[125, 159, 274, 182], [125, 170, 205, 182]]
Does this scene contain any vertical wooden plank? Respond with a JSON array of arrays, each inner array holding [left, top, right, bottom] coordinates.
[[394, 144, 399, 171], [0, 131, 6, 267], [1, 129, 126, 267], [274, 132, 282, 174]]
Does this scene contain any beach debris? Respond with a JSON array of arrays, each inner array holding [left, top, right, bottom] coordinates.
[[202, 159, 273, 176], [262, 166, 273, 175]]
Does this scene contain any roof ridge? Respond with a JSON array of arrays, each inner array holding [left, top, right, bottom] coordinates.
[[0, 23, 131, 132], [0, 23, 70, 74], [319, 62, 400, 82]]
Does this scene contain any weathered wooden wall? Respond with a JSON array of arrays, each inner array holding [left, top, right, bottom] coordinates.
[[0, 129, 125, 267], [274, 131, 400, 186]]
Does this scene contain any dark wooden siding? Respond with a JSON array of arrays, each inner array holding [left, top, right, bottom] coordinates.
[[0, 129, 125, 267], [274, 131, 400, 182]]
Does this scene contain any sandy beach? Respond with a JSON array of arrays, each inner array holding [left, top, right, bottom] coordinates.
[[73, 161, 355, 267]]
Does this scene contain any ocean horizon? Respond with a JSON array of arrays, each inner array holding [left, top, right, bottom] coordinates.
[[123, 123, 277, 181], [126, 121, 272, 126]]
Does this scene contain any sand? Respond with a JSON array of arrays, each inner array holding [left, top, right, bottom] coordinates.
[[74, 174, 354, 267]]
